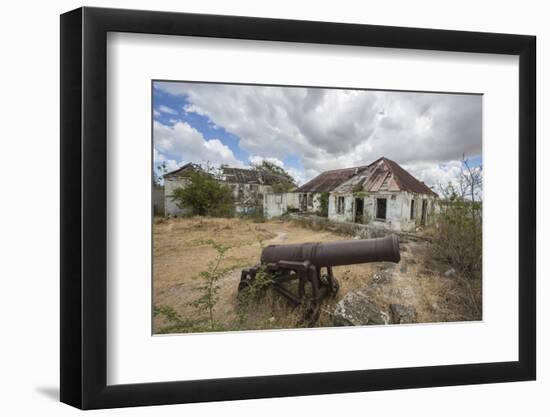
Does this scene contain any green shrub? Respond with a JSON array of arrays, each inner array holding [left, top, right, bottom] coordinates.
[[155, 239, 234, 333], [432, 157, 483, 282], [171, 171, 235, 217], [317, 192, 329, 217], [153, 304, 209, 334], [432, 194, 482, 280], [189, 240, 231, 330]]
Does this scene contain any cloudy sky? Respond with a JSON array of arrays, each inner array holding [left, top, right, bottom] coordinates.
[[153, 81, 482, 189]]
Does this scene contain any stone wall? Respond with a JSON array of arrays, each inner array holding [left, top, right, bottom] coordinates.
[[164, 177, 193, 216], [153, 185, 164, 216], [328, 191, 437, 232], [296, 192, 323, 213], [164, 176, 276, 216], [227, 182, 274, 214], [264, 193, 300, 218]]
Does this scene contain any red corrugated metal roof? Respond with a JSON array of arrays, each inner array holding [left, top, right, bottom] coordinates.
[[301, 157, 437, 196], [294, 166, 368, 193], [380, 158, 437, 196]]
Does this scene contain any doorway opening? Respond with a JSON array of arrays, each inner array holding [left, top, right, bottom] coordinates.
[[376, 198, 387, 220], [354, 198, 364, 223], [421, 199, 428, 226]]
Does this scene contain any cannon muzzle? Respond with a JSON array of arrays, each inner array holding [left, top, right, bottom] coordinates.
[[260, 234, 400, 267]]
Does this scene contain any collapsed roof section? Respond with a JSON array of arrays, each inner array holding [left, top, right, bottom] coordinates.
[[163, 163, 290, 186], [163, 157, 437, 196], [333, 157, 437, 196], [294, 166, 369, 193]]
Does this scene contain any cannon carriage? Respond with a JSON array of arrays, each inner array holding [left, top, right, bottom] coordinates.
[[238, 234, 401, 323]]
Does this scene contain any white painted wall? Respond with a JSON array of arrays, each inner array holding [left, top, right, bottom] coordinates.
[[264, 193, 300, 218], [328, 191, 436, 232], [228, 183, 273, 213], [163, 177, 193, 216], [297, 192, 323, 213], [328, 194, 354, 222], [164, 177, 275, 216], [266, 192, 326, 218]]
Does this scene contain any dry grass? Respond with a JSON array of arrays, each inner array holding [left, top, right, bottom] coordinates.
[[153, 216, 481, 333]]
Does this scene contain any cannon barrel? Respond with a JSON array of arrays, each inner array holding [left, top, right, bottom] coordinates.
[[260, 234, 400, 267]]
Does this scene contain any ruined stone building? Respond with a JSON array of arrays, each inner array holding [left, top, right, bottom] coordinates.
[[163, 163, 203, 217], [220, 167, 289, 214], [294, 167, 364, 213], [162, 158, 437, 232], [163, 163, 289, 216], [263, 167, 360, 218], [328, 157, 438, 232], [264, 157, 438, 232]]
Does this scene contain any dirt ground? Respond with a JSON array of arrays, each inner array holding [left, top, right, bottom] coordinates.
[[153, 216, 481, 333]]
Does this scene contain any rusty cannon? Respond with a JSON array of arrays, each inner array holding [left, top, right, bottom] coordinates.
[[238, 234, 401, 323]]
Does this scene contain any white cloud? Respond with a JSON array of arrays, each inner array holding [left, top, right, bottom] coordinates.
[[286, 167, 307, 186], [153, 149, 181, 176], [158, 104, 178, 115], [154, 120, 244, 169], [403, 160, 463, 194], [183, 103, 204, 114], [249, 155, 284, 168], [155, 82, 482, 188]]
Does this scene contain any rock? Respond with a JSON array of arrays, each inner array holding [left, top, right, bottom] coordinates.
[[378, 262, 396, 272], [389, 304, 418, 324], [371, 270, 393, 287], [444, 268, 457, 278], [333, 291, 390, 326], [400, 263, 408, 273]]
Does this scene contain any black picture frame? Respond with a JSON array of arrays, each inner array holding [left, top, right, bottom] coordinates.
[[60, 6, 536, 410]]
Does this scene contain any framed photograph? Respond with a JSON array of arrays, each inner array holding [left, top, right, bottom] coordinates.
[[60, 7, 536, 409]]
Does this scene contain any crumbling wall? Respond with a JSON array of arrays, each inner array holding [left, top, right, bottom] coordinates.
[[164, 177, 193, 216], [264, 193, 300, 218], [227, 183, 274, 214], [297, 192, 323, 213], [153, 185, 165, 216], [365, 192, 410, 232], [404, 192, 437, 230], [327, 191, 437, 232], [328, 194, 355, 223], [164, 177, 277, 217]]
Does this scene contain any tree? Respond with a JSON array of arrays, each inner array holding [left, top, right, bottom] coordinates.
[[171, 171, 235, 217], [251, 160, 296, 192], [433, 155, 483, 281], [455, 154, 483, 203]]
